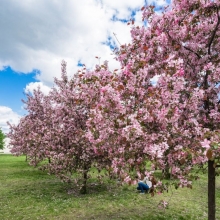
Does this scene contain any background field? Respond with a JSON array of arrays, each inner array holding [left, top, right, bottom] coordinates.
[[1, 154, 220, 220]]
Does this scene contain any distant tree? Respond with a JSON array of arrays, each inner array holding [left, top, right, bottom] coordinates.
[[0, 128, 6, 150]]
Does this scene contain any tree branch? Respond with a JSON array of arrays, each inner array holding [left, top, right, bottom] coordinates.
[[207, 7, 220, 55], [165, 28, 201, 59], [113, 32, 122, 46], [183, 46, 201, 59]]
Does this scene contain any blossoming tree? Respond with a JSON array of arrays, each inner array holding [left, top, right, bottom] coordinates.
[[8, 88, 52, 165], [8, 61, 114, 194], [86, 1, 220, 219]]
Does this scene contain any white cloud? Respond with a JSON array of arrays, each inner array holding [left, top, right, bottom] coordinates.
[[0, 106, 21, 134], [24, 82, 51, 95], [0, 0, 168, 85]]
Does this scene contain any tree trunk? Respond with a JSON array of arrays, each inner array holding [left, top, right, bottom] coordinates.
[[163, 163, 171, 179], [163, 149, 171, 179], [80, 165, 89, 194], [34, 155, 37, 167], [208, 160, 215, 220]]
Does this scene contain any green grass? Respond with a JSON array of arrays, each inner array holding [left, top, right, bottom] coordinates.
[[0, 154, 220, 220]]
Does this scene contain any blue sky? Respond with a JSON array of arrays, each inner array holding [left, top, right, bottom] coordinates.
[[0, 67, 38, 114], [0, 0, 169, 134]]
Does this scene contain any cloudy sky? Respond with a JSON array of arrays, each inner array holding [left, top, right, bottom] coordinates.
[[0, 0, 169, 133]]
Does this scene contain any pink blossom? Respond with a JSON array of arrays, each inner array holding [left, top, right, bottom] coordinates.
[[201, 139, 211, 149]]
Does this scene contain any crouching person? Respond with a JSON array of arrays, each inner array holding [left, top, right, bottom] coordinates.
[[137, 176, 152, 194]]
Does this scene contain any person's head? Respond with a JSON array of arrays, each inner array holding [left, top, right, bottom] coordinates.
[[151, 176, 157, 185]]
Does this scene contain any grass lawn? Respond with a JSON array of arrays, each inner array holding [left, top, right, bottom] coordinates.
[[0, 154, 220, 220]]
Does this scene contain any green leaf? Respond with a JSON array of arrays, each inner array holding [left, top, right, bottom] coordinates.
[[213, 144, 219, 150]]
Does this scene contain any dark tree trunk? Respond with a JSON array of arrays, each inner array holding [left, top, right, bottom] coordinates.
[[208, 160, 215, 220], [163, 165, 171, 179], [34, 155, 37, 167], [80, 164, 89, 194], [163, 149, 171, 179]]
